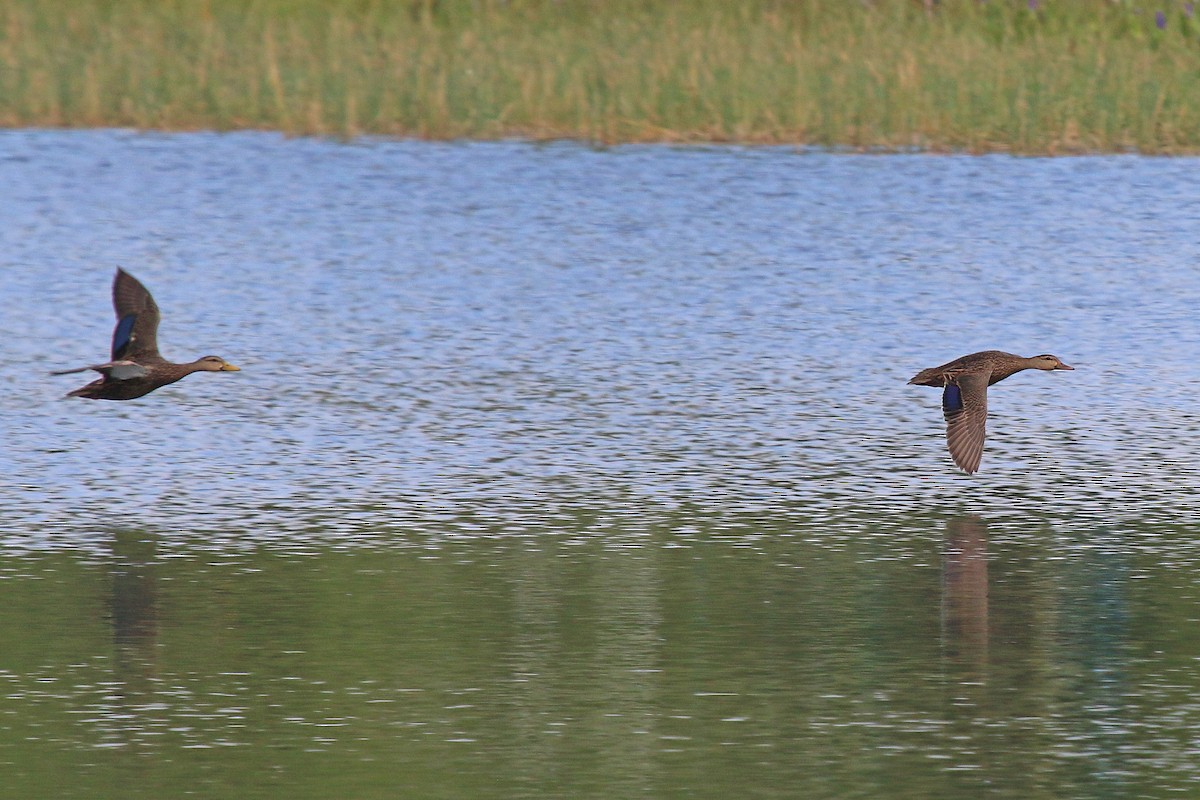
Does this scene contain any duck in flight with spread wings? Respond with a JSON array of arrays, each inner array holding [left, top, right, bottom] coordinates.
[[54, 268, 240, 400], [908, 350, 1073, 474]]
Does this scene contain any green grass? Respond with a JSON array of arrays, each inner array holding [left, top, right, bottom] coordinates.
[[3, 0, 1200, 152]]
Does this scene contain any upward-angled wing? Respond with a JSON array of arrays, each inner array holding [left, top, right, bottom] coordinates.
[[111, 268, 163, 362], [942, 372, 989, 474]]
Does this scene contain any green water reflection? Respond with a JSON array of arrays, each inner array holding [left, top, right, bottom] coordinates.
[[0, 515, 1194, 798]]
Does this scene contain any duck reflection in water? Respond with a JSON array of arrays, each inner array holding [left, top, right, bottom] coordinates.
[[109, 529, 160, 701], [942, 515, 989, 671]]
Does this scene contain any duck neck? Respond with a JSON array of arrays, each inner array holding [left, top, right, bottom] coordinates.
[[991, 358, 1037, 384]]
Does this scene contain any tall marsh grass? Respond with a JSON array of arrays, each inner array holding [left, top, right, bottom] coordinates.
[[2, 0, 1200, 152]]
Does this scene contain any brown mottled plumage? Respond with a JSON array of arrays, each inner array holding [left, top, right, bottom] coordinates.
[[908, 350, 1073, 474], [53, 269, 240, 400]]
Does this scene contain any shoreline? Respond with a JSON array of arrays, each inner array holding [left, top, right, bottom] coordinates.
[[3, 125, 1192, 157]]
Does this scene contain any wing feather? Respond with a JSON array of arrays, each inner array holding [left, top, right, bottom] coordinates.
[[51, 360, 148, 380], [942, 373, 989, 474], [111, 269, 163, 362]]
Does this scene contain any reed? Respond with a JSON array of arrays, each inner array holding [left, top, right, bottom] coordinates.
[[2, 0, 1199, 152]]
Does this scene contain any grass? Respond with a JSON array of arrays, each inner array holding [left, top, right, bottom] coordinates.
[[2, 0, 1200, 152]]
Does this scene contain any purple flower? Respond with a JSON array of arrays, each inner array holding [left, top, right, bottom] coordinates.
[[1156, 9, 1167, 29], [1186, 3, 1194, 19], [1027, 0, 1038, 9]]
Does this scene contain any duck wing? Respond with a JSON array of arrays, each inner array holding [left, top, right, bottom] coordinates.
[[51, 360, 149, 380], [111, 269, 163, 363], [942, 372, 989, 474]]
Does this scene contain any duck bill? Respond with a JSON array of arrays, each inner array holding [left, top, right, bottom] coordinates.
[[1054, 363, 1074, 370], [221, 363, 241, 371]]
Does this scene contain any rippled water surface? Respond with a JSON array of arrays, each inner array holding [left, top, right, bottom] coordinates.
[[3, 131, 1200, 798]]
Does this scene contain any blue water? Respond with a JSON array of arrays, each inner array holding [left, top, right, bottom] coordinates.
[[5, 132, 1199, 538], [2, 130, 1200, 798]]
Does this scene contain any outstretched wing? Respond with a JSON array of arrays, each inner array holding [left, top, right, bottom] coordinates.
[[942, 373, 989, 474], [111, 268, 163, 362], [51, 360, 149, 380]]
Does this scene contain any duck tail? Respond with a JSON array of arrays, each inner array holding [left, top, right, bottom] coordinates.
[[65, 382, 102, 399], [908, 367, 944, 386]]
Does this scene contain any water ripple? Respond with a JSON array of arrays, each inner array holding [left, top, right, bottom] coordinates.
[[2, 132, 1199, 547]]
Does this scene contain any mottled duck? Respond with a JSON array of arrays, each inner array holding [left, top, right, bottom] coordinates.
[[908, 350, 1073, 474], [54, 268, 240, 400]]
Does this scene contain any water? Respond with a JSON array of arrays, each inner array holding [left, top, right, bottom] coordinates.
[[1, 130, 1200, 797]]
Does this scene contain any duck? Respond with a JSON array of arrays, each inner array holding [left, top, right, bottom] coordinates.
[[53, 268, 240, 400], [908, 350, 1073, 474]]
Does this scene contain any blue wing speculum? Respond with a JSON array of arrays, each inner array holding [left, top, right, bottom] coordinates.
[[942, 383, 963, 414], [111, 313, 137, 360]]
